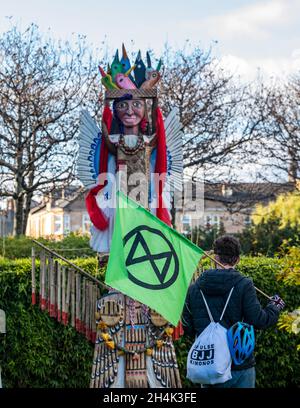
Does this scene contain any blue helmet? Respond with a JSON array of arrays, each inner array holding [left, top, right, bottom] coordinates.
[[227, 322, 255, 365]]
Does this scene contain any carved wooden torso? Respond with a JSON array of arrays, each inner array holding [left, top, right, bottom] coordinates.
[[92, 126, 182, 389], [106, 132, 155, 204]]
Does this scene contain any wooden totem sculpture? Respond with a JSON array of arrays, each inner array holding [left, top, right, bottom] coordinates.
[[77, 45, 183, 388]]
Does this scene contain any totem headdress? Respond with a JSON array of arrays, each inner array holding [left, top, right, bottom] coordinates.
[[77, 45, 183, 236]]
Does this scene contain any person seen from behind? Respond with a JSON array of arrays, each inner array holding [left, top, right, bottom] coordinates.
[[182, 235, 285, 388]]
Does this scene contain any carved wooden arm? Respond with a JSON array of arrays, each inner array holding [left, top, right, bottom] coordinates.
[[102, 122, 117, 155]]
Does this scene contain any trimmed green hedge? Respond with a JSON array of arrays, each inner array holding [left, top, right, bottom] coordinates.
[[0, 258, 100, 387], [1, 234, 95, 259], [0, 256, 299, 388]]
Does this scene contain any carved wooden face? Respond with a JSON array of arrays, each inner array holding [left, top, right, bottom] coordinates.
[[115, 98, 145, 129]]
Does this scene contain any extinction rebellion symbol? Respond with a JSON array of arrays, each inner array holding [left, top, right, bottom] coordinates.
[[123, 225, 179, 290]]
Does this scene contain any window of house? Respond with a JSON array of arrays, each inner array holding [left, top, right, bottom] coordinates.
[[182, 214, 192, 233], [205, 215, 212, 229], [213, 215, 219, 226], [82, 213, 91, 233], [205, 214, 220, 229], [182, 214, 191, 226], [64, 214, 71, 235], [54, 214, 63, 235]]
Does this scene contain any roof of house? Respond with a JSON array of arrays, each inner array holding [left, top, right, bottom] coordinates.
[[30, 187, 85, 215], [204, 182, 295, 204]]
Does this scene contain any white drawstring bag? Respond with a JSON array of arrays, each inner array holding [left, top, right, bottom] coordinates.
[[187, 287, 234, 385]]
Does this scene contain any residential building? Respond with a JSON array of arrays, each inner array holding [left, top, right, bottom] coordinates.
[[26, 188, 91, 238], [25, 182, 296, 238], [176, 182, 296, 234]]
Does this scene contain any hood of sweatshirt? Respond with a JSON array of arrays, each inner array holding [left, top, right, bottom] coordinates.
[[195, 268, 246, 295]]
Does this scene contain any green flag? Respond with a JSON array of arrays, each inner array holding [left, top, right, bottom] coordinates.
[[105, 191, 204, 326]]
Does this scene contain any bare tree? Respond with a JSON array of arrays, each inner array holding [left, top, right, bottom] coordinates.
[[159, 44, 254, 179], [0, 24, 101, 235], [251, 76, 300, 185]]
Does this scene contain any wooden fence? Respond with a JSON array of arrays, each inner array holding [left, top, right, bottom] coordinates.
[[31, 240, 107, 343]]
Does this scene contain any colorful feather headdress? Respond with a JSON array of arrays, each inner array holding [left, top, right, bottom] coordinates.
[[99, 44, 162, 93]]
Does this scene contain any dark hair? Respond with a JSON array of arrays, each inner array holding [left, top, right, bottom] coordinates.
[[213, 235, 241, 266]]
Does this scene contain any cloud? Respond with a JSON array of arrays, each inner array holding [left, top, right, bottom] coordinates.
[[180, 0, 291, 41], [210, 0, 285, 39], [218, 53, 300, 82], [177, 0, 300, 80], [291, 49, 300, 59]]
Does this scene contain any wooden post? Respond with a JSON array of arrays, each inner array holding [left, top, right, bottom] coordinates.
[[64, 268, 71, 326], [50, 260, 58, 318], [47, 255, 53, 313], [57, 263, 61, 322], [81, 278, 86, 334], [49, 256, 54, 317], [75, 273, 81, 332], [61, 266, 66, 325], [91, 284, 97, 343], [39, 249, 43, 306], [90, 284, 94, 342], [70, 270, 75, 328], [89, 283, 93, 341], [31, 247, 36, 305], [85, 280, 90, 340], [44, 255, 48, 311], [40, 251, 46, 311]]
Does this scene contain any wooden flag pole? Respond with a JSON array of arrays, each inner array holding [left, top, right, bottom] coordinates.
[[201, 250, 272, 300]]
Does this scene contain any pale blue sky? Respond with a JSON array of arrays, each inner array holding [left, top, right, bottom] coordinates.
[[1, 0, 300, 79]]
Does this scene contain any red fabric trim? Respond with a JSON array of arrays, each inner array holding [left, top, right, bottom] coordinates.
[[40, 297, 46, 311], [172, 321, 184, 340], [85, 105, 113, 230], [100, 106, 112, 174], [62, 312, 68, 326], [91, 331, 97, 344], [155, 107, 171, 226], [75, 318, 81, 332]]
